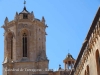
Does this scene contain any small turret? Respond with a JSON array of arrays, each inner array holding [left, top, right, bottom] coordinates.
[[63, 53, 75, 70]]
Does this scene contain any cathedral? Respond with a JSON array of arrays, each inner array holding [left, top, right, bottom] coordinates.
[[1, 1, 100, 75]]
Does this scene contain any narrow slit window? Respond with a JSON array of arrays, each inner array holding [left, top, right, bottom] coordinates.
[[23, 33, 27, 57], [96, 50, 100, 75], [11, 37, 13, 59]]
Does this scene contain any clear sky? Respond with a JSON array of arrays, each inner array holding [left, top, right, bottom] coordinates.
[[0, 0, 100, 74]]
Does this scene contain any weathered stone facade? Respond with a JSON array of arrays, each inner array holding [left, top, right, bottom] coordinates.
[[70, 7, 100, 75], [2, 6, 49, 75]]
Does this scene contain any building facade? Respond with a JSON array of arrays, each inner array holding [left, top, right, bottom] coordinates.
[[70, 7, 100, 75]]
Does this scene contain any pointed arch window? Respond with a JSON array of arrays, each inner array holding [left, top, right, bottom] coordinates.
[[23, 33, 27, 57], [87, 65, 90, 75], [85, 70, 86, 75], [7, 32, 13, 59], [95, 50, 100, 75]]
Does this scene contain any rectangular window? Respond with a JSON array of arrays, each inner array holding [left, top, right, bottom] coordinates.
[[23, 14, 28, 19]]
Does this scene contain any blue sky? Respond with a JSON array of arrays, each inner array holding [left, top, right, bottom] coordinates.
[[0, 0, 100, 74]]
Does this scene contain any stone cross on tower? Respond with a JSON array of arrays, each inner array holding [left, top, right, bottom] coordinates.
[[24, 0, 26, 6]]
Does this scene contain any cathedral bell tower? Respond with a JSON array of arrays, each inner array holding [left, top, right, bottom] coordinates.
[[63, 53, 75, 70], [2, 1, 49, 75]]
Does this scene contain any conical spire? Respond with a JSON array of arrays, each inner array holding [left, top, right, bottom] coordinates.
[[4, 17, 9, 25], [14, 12, 19, 21], [42, 16, 45, 23], [31, 11, 34, 19]]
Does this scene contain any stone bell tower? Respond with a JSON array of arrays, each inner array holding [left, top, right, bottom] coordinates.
[[63, 53, 75, 70], [2, 1, 49, 75]]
